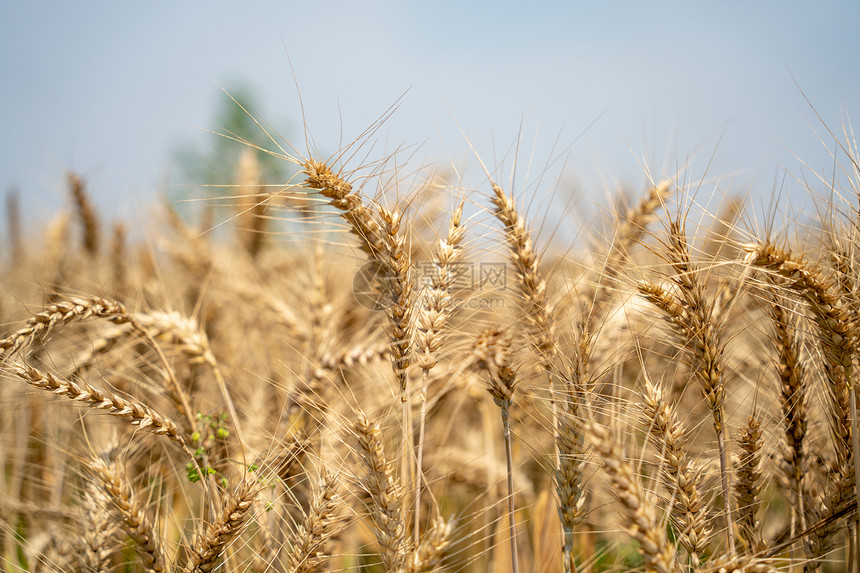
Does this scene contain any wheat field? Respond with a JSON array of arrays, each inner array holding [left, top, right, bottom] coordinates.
[[1, 113, 859, 573]]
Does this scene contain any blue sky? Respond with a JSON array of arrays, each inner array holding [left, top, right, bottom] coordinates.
[[2, 1, 859, 229]]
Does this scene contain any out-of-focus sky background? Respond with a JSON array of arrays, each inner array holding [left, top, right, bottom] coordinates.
[[2, 1, 859, 229]]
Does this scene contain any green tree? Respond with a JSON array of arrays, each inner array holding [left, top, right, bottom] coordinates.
[[171, 81, 292, 210]]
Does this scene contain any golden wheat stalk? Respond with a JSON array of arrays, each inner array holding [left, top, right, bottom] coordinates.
[[185, 477, 259, 573], [639, 216, 736, 555], [284, 472, 340, 573], [585, 420, 677, 573], [10, 361, 189, 450], [640, 375, 711, 566], [353, 409, 409, 570], [85, 455, 168, 572], [0, 296, 130, 357]]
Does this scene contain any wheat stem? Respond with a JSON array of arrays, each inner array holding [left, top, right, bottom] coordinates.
[[500, 399, 519, 573], [473, 328, 520, 573]]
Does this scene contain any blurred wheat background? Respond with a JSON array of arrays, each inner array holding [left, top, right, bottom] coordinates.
[[3, 2, 860, 572]]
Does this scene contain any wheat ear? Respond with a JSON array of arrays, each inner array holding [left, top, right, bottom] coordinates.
[[0, 296, 130, 357], [376, 204, 415, 396], [85, 455, 167, 572], [4, 299, 196, 437], [285, 472, 341, 573], [415, 201, 465, 372], [110, 221, 128, 298], [353, 409, 409, 570], [374, 204, 417, 549], [236, 147, 268, 258], [585, 420, 677, 573], [185, 477, 258, 573], [406, 517, 455, 573], [78, 481, 117, 572], [489, 182, 557, 360], [6, 188, 22, 264], [11, 361, 189, 451], [490, 180, 587, 572], [826, 230, 860, 571], [414, 201, 465, 542], [302, 161, 415, 521], [744, 242, 855, 465], [68, 172, 100, 256], [316, 342, 390, 379], [734, 413, 765, 555], [303, 158, 414, 390], [639, 217, 735, 555], [744, 241, 857, 565], [765, 292, 808, 537], [641, 375, 711, 566], [302, 157, 385, 260], [473, 327, 520, 573]]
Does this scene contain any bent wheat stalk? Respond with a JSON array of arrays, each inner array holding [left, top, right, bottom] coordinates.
[[10, 361, 189, 451], [744, 241, 858, 564]]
